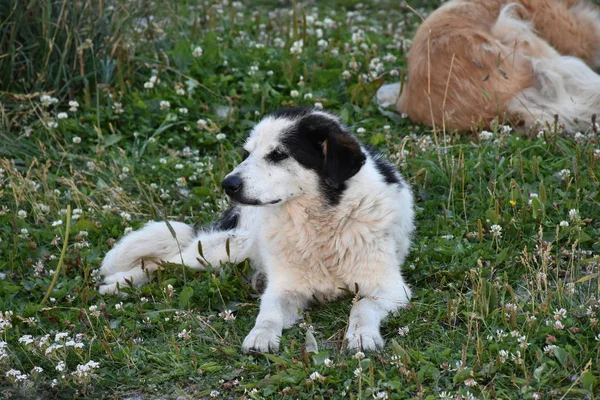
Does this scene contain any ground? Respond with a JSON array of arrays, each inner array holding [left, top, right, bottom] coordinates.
[[0, 0, 599, 399]]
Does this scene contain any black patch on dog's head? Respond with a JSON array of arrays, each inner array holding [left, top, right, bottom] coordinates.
[[212, 206, 240, 231], [279, 111, 366, 206], [364, 146, 402, 186]]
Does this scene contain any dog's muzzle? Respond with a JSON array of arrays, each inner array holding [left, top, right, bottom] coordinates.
[[222, 175, 243, 197]]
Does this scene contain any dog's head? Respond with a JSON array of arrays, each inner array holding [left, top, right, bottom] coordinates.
[[222, 107, 366, 206]]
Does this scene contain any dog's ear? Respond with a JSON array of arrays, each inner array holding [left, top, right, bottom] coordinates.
[[286, 113, 366, 187], [320, 122, 366, 188]]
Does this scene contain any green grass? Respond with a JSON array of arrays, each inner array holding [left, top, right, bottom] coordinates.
[[1, 0, 600, 398]]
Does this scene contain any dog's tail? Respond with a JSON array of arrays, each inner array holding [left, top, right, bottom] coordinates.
[[99, 221, 196, 293]]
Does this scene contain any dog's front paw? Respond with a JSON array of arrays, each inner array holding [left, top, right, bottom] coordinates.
[[345, 326, 384, 351], [242, 325, 281, 353]]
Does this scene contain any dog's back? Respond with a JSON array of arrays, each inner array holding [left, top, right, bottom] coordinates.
[[399, 0, 600, 130]]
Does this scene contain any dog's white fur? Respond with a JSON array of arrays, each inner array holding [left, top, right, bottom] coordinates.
[[99, 109, 414, 352]]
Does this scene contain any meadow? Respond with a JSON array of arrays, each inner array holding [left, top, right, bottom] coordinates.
[[0, 0, 599, 398]]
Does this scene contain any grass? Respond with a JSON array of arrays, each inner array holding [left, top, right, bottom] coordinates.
[[0, 0, 599, 398]]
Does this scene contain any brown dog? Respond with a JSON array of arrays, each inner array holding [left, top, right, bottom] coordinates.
[[380, 0, 600, 131]]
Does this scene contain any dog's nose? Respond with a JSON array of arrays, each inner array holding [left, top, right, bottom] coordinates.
[[222, 175, 243, 194]]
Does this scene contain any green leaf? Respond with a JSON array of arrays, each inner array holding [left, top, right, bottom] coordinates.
[[305, 330, 318, 354], [262, 353, 290, 365], [179, 286, 194, 309], [533, 363, 546, 381], [581, 370, 596, 391], [102, 134, 124, 148], [554, 347, 568, 368], [390, 339, 411, 364]]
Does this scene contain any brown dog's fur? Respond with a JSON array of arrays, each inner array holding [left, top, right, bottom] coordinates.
[[396, 0, 600, 131]]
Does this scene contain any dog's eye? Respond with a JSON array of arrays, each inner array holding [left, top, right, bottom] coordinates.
[[266, 149, 289, 163], [242, 150, 250, 160]]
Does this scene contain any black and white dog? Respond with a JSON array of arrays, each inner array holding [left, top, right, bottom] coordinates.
[[99, 108, 414, 352]]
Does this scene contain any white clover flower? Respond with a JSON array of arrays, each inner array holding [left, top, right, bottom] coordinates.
[[17, 210, 27, 219], [543, 344, 557, 355], [559, 220, 569, 228], [519, 336, 529, 349], [568, 209, 579, 221], [464, 378, 478, 387], [309, 371, 324, 382], [31, 366, 43, 374], [178, 107, 188, 114], [40, 95, 59, 106], [357, 127, 366, 134], [558, 169, 571, 180], [57, 112, 68, 119], [18, 335, 34, 345], [48, 120, 58, 129], [144, 81, 154, 89], [52, 220, 63, 227], [397, 326, 410, 336], [290, 39, 304, 54], [317, 39, 328, 49], [6, 369, 28, 383], [209, 390, 219, 398], [489, 224, 502, 238], [197, 119, 208, 129], [501, 125, 512, 134], [314, 102, 323, 110], [353, 367, 363, 377], [119, 212, 131, 221], [164, 284, 175, 298], [498, 349, 509, 363], [554, 308, 567, 320], [323, 17, 335, 29], [113, 102, 124, 114], [159, 101, 171, 110], [216, 133, 226, 141], [177, 329, 191, 340], [192, 46, 203, 58], [354, 351, 365, 360], [304, 93, 313, 100], [219, 310, 236, 321], [290, 90, 300, 98], [69, 100, 79, 112], [341, 70, 352, 80], [351, 30, 365, 44], [72, 136, 82, 144], [554, 320, 564, 330], [55, 361, 66, 372], [479, 130, 493, 141], [72, 360, 100, 378], [324, 358, 334, 367]]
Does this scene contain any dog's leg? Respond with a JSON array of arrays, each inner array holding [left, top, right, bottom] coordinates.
[[242, 288, 309, 353], [166, 229, 257, 270], [345, 272, 411, 351]]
